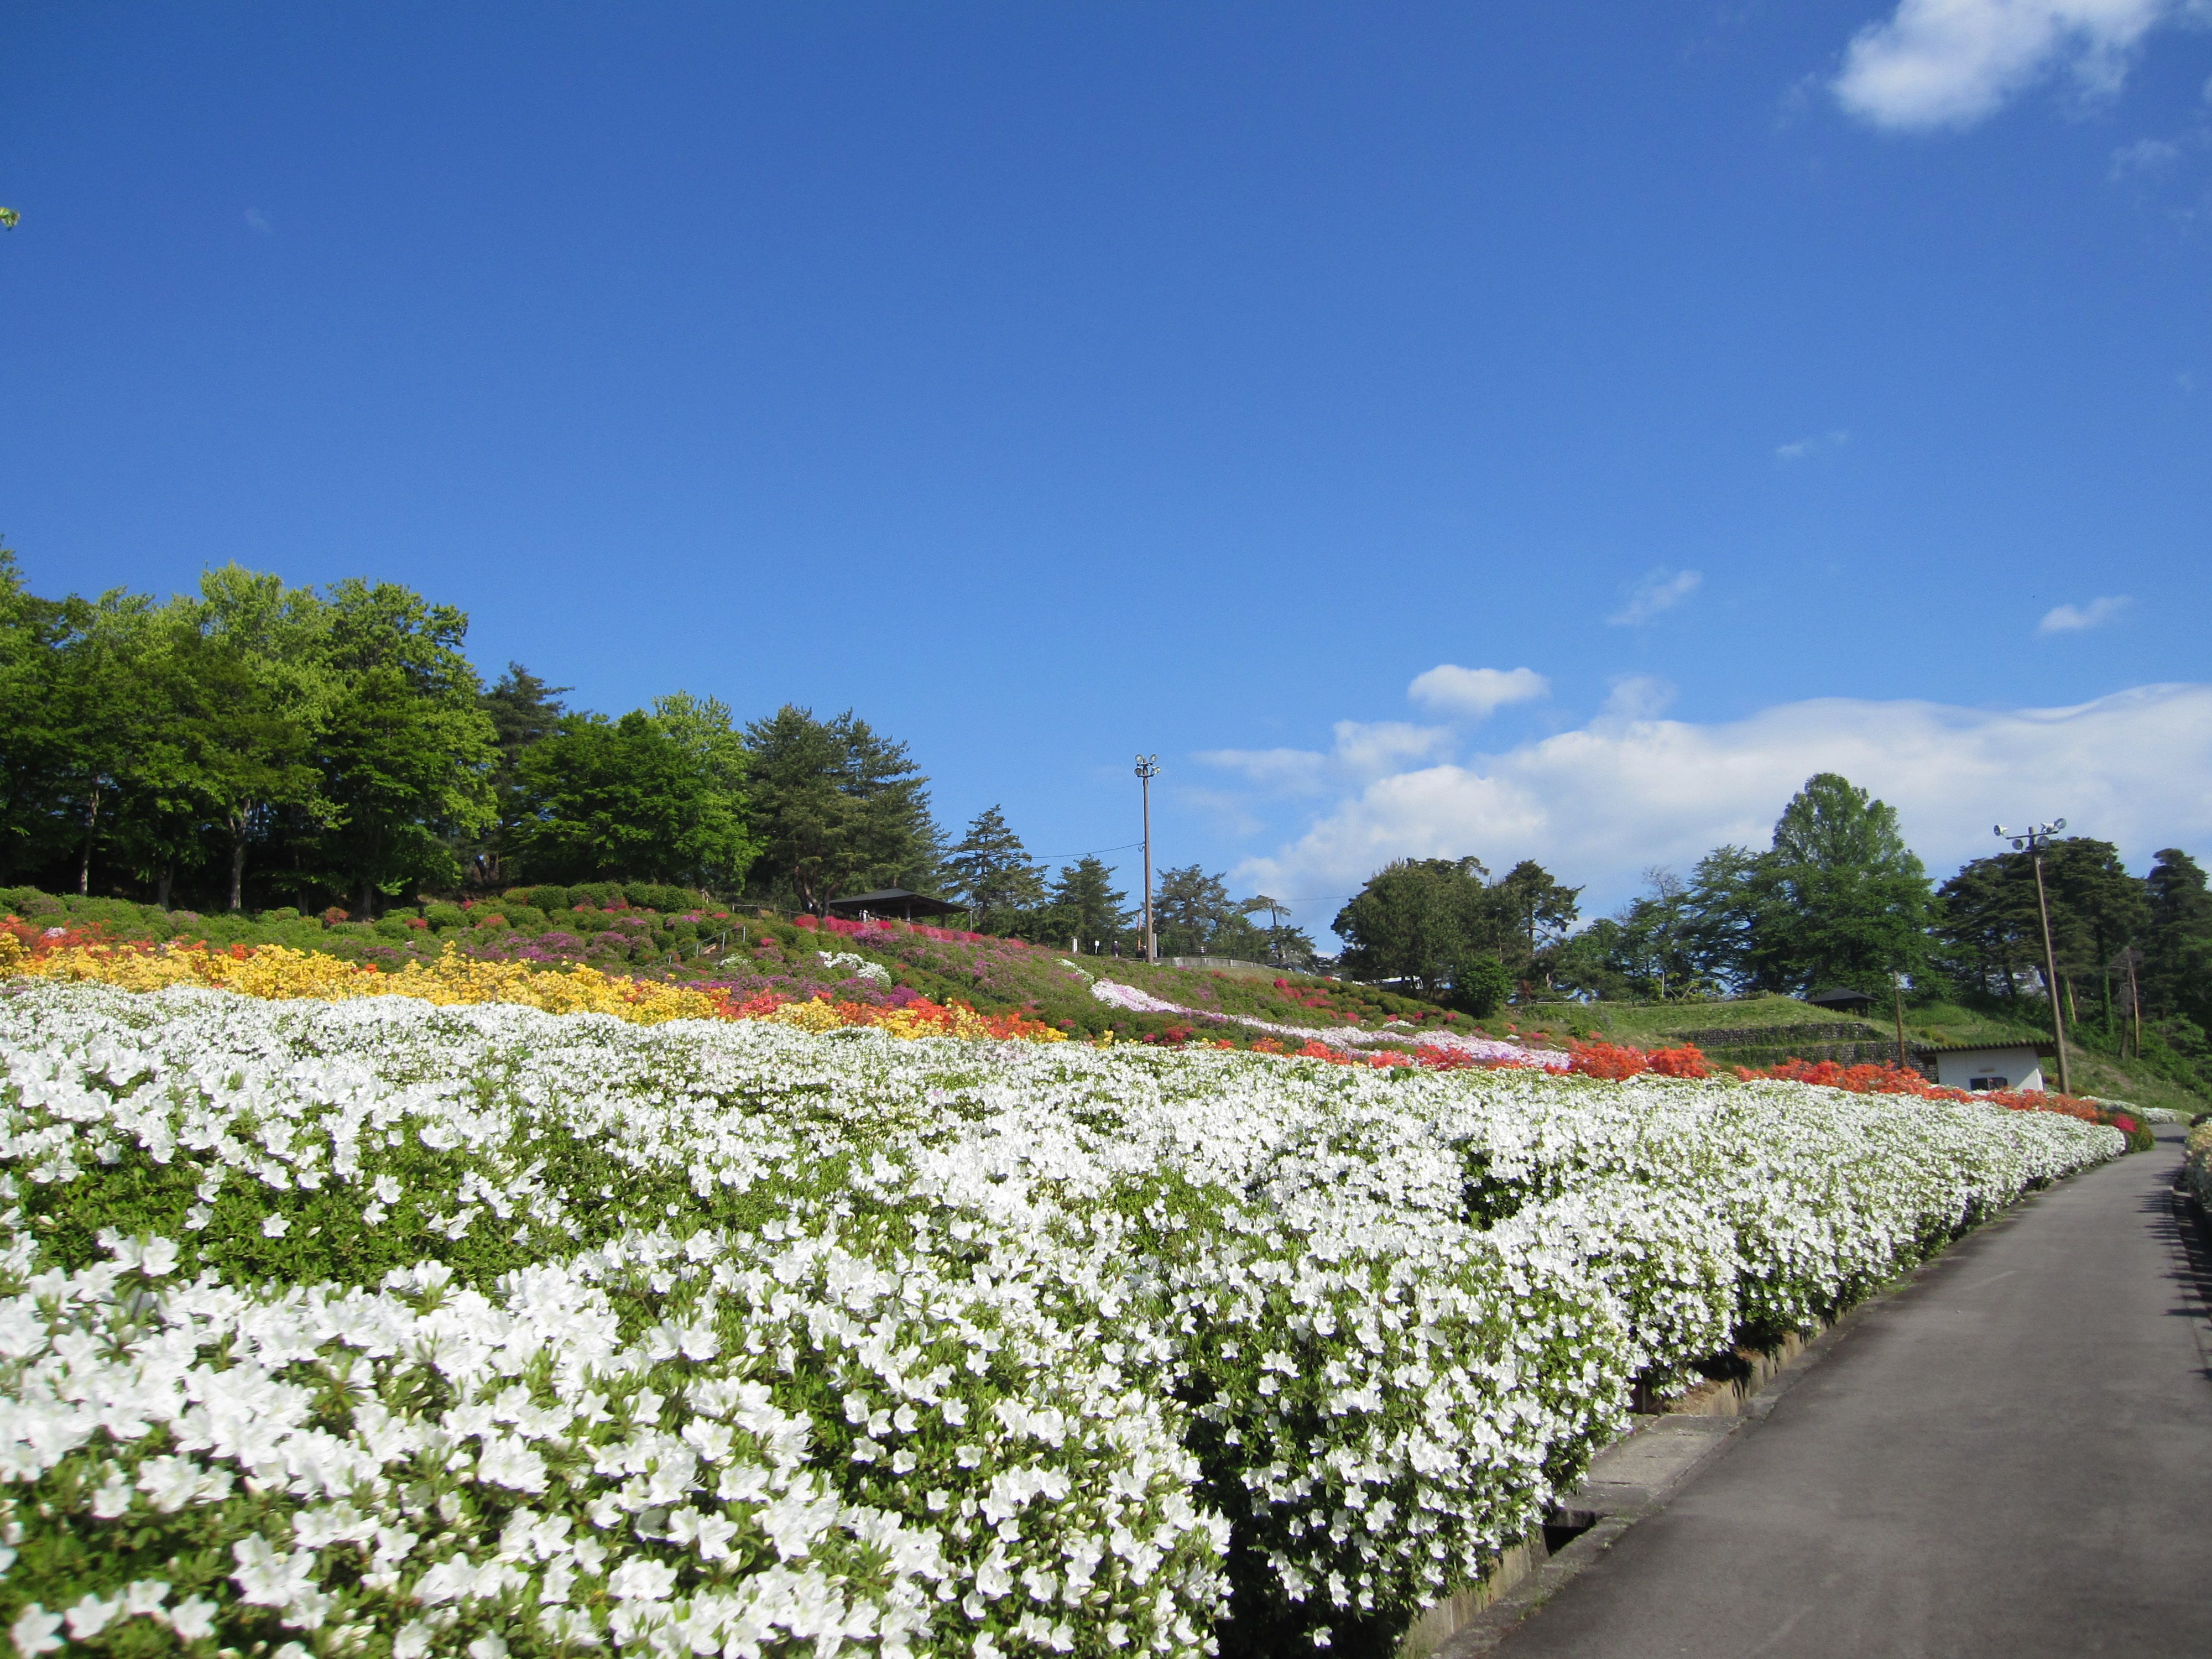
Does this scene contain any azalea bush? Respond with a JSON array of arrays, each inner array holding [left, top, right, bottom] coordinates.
[[0, 980, 2118, 1658], [2184, 1118, 2212, 1214], [1733, 1056, 2148, 1142]]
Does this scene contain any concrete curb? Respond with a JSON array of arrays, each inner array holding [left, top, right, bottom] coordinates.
[[1396, 1161, 2098, 1659]]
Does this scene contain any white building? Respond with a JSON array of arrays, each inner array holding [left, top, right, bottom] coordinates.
[[1921, 1041, 2048, 1094]]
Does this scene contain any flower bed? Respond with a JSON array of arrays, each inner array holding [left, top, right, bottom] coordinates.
[[2185, 1119, 2212, 1214], [0, 977, 2119, 1657], [1733, 1056, 2147, 1142]]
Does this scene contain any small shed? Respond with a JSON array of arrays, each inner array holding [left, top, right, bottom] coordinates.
[[1917, 1040, 2051, 1094], [1806, 987, 1877, 1016], [823, 889, 967, 924]]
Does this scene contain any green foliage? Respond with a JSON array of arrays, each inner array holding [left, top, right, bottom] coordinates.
[[741, 706, 941, 912], [1333, 858, 1494, 997], [473, 662, 571, 888], [511, 711, 757, 889], [2146, 849, 2212, 1031], [310, 578, 501, 914], [1452, 957, 1513, 1018], [1754, 773, 1933, 993], [943, 805, 1045, 930]]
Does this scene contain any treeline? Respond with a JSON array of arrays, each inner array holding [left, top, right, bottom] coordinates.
[[1334, 771, 2212, 1075], [0, 559, 966, 916], [0, 559, 1303, 954], [942, 807, 1319, 964]]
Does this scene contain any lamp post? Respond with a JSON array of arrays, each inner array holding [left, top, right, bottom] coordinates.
[[1135, 754, 1159, 964], [1995, 819, 2071, 1095]]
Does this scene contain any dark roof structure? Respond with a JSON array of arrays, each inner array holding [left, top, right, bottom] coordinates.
[[1806, 987, 1877, 1013], [823, 889, 967, 921]]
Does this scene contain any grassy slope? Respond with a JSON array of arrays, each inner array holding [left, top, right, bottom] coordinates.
[[1538, 992, 2206, 1115], [0, 886, 1487, 1049]]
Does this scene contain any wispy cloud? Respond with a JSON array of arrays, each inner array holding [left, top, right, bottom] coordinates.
[[1599, 675, 1677, 722], [1234, 683, 2212, 927], [2111, 135, 2182, 175], [244, 207, 274, 234], [1776, 429, 1849, 462], [1406, 665, 1550, 721], [1607, 568, 1702, 627], [1198, 721, 1452, 796], [1834, 0, 2177, 131], [2038, 594, 2133, 633]]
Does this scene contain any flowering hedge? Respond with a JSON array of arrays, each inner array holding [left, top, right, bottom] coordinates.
[[0, 931, 1066, 1046], [1731, 1055, 2146, 1141], [0, 977, 2120, 1658], [2184, 1119, 2212, 1215]]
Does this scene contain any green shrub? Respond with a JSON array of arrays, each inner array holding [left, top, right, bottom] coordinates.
[[1453, 958, 1513, 1019], [625, 881, 698, 914], [260, 906, 301, 923], [422, 904, 468, 930], [521, 884, 573, 911]]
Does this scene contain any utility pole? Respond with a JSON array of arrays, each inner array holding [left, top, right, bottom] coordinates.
[[1892, 970, 1908, 1070], [1135, 754, 1159, 964], [2123, 946, 2142, 1060], [1996, 820, 2072, 1095]]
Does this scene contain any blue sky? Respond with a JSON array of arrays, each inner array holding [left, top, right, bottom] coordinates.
[[4, 2, 2209, 932]]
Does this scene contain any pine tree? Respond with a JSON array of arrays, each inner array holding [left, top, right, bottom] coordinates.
[[1047, 856, 1133, 951], [945, 806, 1046, 931], [2145, 848, 2212, 1031], [741, 706, 942, 911]]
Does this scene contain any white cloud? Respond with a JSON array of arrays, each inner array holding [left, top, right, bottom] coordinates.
[[1776, 429, 1850, 461], [1199, 721, 1452, 796], [1834, 0, 2176, 131], [1600, 675, 1678, 722], [1608, 568, 1703, 627], [1234, 684, 2212, 926], [1406, 664, 1550, 720], [2111, 135, 2183, 174], [244, 207, 274, 234], [2038, 594, 2133, 632]]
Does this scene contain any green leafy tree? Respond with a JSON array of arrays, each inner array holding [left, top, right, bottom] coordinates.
[[645, 691, 760, 890], [1604, 868, 1703, 1000], [1677, 846, 1767, 993], [1333, 857, 1494, 999], [43, 589, 167, 895], [310, 581, 500, 916], [1455, 957, 1513, 1018], [1750, 773, 1933, 994], [174, 567, 328, 911], [511, 711, 754, 888], [1548, 916, 1633, 1001], [945, 806, 1046, 931], [0, 550, 78, 880]]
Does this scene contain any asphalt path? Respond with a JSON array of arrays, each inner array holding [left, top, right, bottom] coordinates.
[[1494, 1125, 2212, 1658]]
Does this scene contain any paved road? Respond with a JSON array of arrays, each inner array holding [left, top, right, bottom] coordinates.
[[1495, 1126, 2212, 1658]]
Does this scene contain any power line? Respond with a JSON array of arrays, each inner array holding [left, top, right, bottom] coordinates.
[[1027, 840, 1145, 862]]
